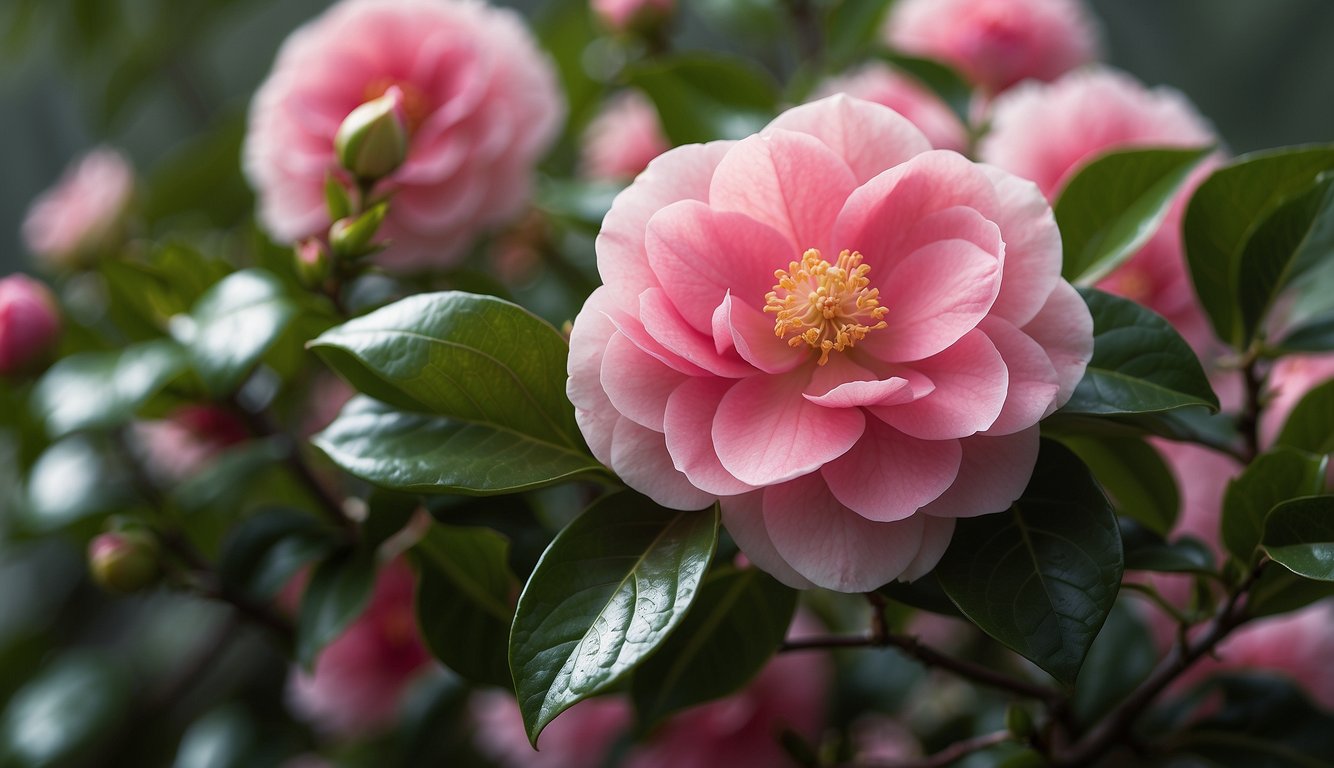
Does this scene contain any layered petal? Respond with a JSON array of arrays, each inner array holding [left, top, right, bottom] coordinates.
[[870, 329, 1008, 440], [719, 492, 815, 589], [764, 93, 933, 184], [663, 377, 756, 496], [610, 418, 717, 510], [921, 427, 1040, 518], [822, 420, 962, 522], [1019, 279, 1093, 413]]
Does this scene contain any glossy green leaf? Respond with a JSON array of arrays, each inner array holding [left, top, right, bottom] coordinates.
[[217, 509, 342, 602], [1059, 435, 1179, 536], [1120, 519, 1215, 574], [878, 53, 972, 121], [309, 291, 583, 451], [1262, 496, 1334, 581], [172, 269, 298, 397], [1176, 676, 1334, 768], [23, 437, 130, 533], [1059, 289, 1219, 416], [627, 54, 779, 145], [1054, 146, 1212, 285], [313, 397, 604, 496], [413, 524, 518, 688], [1185, 145, 1334, 348], [878, 572, 963, 617], [33, 339, 188, 436], [826, 1, 894, 68], [0, 653, 129, 767], [1221, 448, 1326, 563], [1072, 600, 1155, 723], [936, 440, 1123, 683], [297, 549, 377, 669], [510, 493, 718, 743], [1247, 564, 1334, 618], [1274, 378, 1334, 455], [630, 567, 797, 729], [1272, 313, 1334, 354]]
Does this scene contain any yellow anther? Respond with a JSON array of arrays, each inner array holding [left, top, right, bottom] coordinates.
[[763, 248, 888, 365]]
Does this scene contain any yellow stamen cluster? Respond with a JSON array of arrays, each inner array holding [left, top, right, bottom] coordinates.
[[764, 248, 888, 365]]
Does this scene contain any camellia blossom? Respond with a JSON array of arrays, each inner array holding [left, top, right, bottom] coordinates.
[[815, 63, 968, 153], [22, 147, 134, 267], [567, 95, 1093, 592], [884, 0, 1100, 94], [244, 0, 564, 270], [591, 0, 675, 34], [979, 67, 1220, 353], [0, 274, 61, 377], [131, 405, 249, 484], [579, 91, 672, 182]]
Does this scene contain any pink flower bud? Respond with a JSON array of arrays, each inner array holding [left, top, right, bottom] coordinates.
[[294, 238, 332, 287], [579, 91, 671, 181], [0, 274, 61, 377], [334, 86, 410, 181], [22, 147, 134, 268], [87, 530, 161, 593], [591, 0, 675, 34]]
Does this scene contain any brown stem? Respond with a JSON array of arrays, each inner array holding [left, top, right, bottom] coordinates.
[[854, 731, 1012, 768], [1238, 355, 1266, 462]]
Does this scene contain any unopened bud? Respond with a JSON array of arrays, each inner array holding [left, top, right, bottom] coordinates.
[[294, 238, 331, 287], [88, 530, 161, 593], [329, 203, 389, 260], [334, 87, 409, 181], [0, 274, 61, 377], [592, 0, 675, 35]]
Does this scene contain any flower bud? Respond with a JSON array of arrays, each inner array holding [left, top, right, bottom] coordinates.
[[294, 238, 331, 287], [592, 0, 675, 35], [87, 530, 161, 593], [0, 274, 61, 377], [329, 203, 389, 260], [334, 87, 409, 181]]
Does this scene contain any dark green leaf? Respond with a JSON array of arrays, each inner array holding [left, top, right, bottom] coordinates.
[[170, 438, 288, 516], [1221, 448, 1326, 563], [878, 571, 963, 617], [1247, 565, 1334, 618], [1262, 496, 1334, 581], [1121, 519, 1215, 574], [826, 1, 894, 68], [1274, 378, 1334, 455], [1273, 313, 1334, 354], [1072, 600, 1155, 723], [297, 549, 377, 669], [1059, 289, 1218, 416], [1185, 145, 1334, 348], [1054, 146, 1212, 285], [312, 397, 604, 496], [1059, 435, 1179, 536], [628, 54, 779, 145], [631, 567, 796, 729], [173, 269, 298, 397], [217, 509, 341, 602], [0, 654, 129, 766], [33, 340, 188, 436], [877, 53, 972, 121], [509, 493, 718, 743], [413, 524, 518, 687], [1175, 675, 1334, 768], [537, 177, 623, 234], [936, 440, 1123, 683]]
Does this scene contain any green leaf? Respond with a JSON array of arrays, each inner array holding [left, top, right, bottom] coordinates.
[[1072, 599, 1155, 723], [1272, 312, 1334, 354], [1262, 496, 1334, 581], [217, 509, 341, 602], [627, 54, 779, 145], [0, 653, 129, 767], [1274, 378, 1334, 455], [877, 53, 972, 121], [23, 437, 130, 533], [630, 567, 797, 729], [1054, 146, 1213, 285], [170, 438, 288, 516], [1247, 565, 1334, 619], [877, 572, 963, 617], [1176, 675, 1334, 768], [509, 493, 718, 743], [826, 0, 894, 68], [313, 397, 604, 496], [33, 340, 188, 436], [537, 178, 623, 234], [1120, 519, 1215, 574], [297, 549, 377, 669], [172, 269, 298, 397], [309, 291, 583, 451], [1221, 448, 1327, 563], [1058, 435, 1179, 536], [935, 440, 1123, 683], [1058, 289, 1219, 416], [1185, 144, 1334, 348], [413, 524, 519, 688]]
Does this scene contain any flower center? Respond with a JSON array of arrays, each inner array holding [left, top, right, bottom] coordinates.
[[764, 248, 888, 366]]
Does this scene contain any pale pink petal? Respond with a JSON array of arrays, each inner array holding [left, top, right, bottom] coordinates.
[[719, 491, 815, 589], [822, 420, 962, 521], [600, 332, 688, 431], [804, 377, 916, 408], [639, 288, 754, 377], [762, 475, 928, 591], [1019, 279, 1093, 412], [713, 293, 807, 374], [663, 377, 757, 496], [980, 317, 1060, 435], [898, 516, 957, 582], [871, 329, 1008, 440], [610, 418, 716, 510], [713, 372, 865, 486], [812, 63, 967, 153], [603, 307, 713, 377], [895, 205, 1002, 257], [568, 287, 622, 463], [763, 93, 933, 184], [709, 130, 857, 253], [975, 164, 1063, 327], [922, 426, 1039, 518]]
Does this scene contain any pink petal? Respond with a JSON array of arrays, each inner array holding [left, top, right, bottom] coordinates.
[[713, 293, 807, 374], [567, 287, 620, 463], [976, 164, 1062, 327], [922, 426, 1040, 518], [603, 307, 712, 377], [762, 474, 928, 592], [804, 377, 916, 408], [980, 317, 1060, 436], [1019, 279, 1093, 413], [713, 371, 865, 486], [709, 130, 857, 254], [894, 205, 1003, 258], [663, 377, 756, 496], [870, 329, 1008, 440], [600, 332, 688, 432], [610, 417, 716, 511], [719, 491, 815, 589], [899, 516, 957, 582], [644, 201, 794, 333], [639, 288, 755, 377], [822, 420, 962, 522], [763, 94, 933, 184]]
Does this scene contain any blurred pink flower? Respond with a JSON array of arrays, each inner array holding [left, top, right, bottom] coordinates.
[[22, 147, 133, 267], [567, 94, 1091, 591], [244, 0, 564, 271], [1260, 354, 1334, 446], [472, 691, 632, 768], [885, 0, 1100, 94], [580, 91, 672, 181], [131, 405, 249, 484], [979, 67, 1220, 353], [815, 63, 968, 153], [591, 0, 675, 33], [0, 274, 60, 376], [287, 559, 433, 737]]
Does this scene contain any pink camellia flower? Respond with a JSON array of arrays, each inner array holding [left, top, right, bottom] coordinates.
[[579, 91, 672, 182], [591, 0, 675, 34], [815, 63, 968, 153], [131, 405, 249, 484], [567, 94, 1092, 592], [979, 67, 1220, 353], [244, 0, 564, 271], [1261, 353, 1334, 446], [884, 0, 1100, 95], [0, 274, 61, 377], [287, 559, 434, 737], [22, 147, 134, 268], [472, 691, 632, 768]]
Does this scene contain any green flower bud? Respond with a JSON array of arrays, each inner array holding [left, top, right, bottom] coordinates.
[[87, 530, 161, 594], [334, 86, 409, 181], [329, 203, 389, 260], [294, 238, 331, 287]]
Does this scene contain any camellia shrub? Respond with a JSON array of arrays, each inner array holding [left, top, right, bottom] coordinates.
[[3, 0, 1334, 765]]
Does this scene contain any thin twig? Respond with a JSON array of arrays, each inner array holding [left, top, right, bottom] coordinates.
[[1237, 354, 1266, 462], [1121, 581, 1195, 626]]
